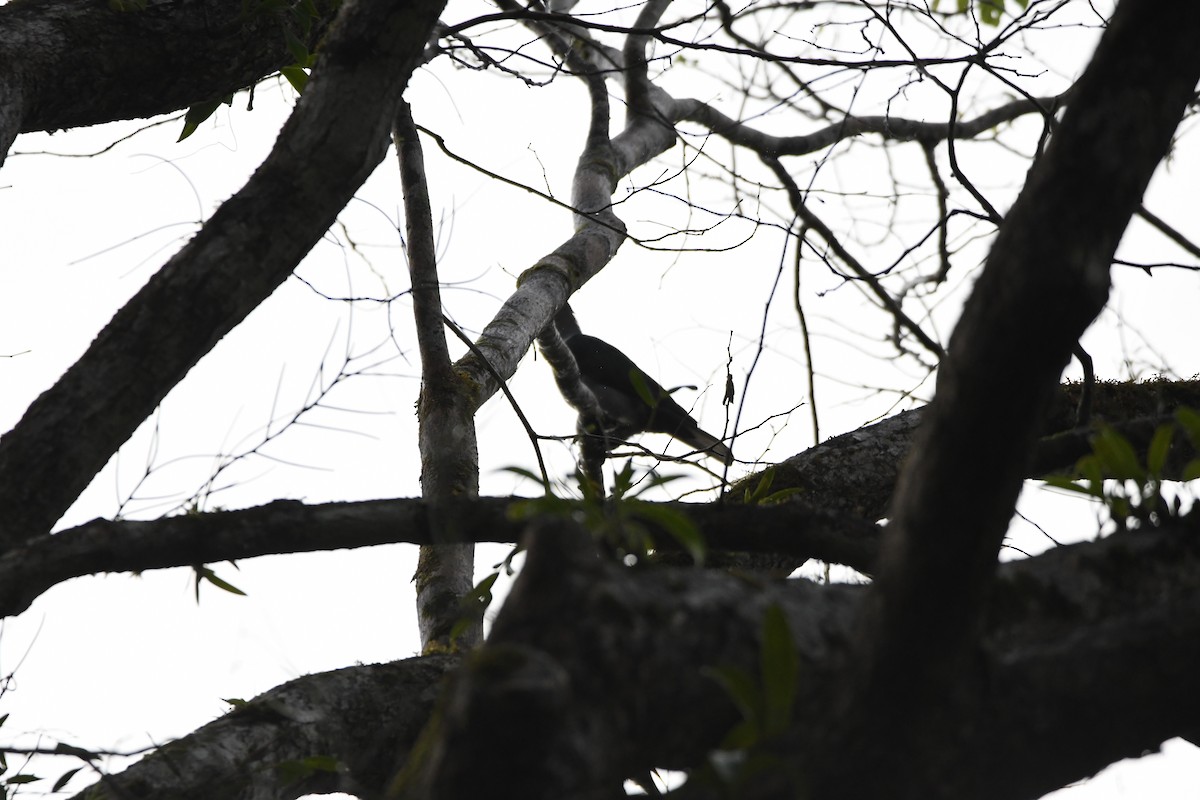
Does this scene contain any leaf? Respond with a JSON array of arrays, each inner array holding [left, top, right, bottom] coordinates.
[[743, 468, 775, 504], [53, 743, 99, 761], [284, 28, 311, 65], [52, 768, 84, 793], [450, 571, 500, 643], [196, 566, 248, 598], [177, 94, 233, 142], [612, 459, 637, 499], [703, 665, 761, 727], [280, 66, 310, 94], [4, 774, 39, 785], [1177, 407, 1200, 449], [1091, 427, 1145, 482], [630, 502, 706, 566], [1043, 474, 1101, 499], [1183, 458, 1200, 482], [720, 719, 760, 750], [1147, 423, 1175, 477], [759, 605, 798, 737], [275, 755, 340, 785]]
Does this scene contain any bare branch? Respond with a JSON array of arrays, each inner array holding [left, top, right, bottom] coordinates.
[[395, 101, 481, 652]]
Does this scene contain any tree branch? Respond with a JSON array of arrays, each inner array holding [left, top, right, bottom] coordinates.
[[849, 0, 1200, 790], [70, 654, 457, 800], [676, 92, 1067, 157], [0, 0, 337, 164], [395, 100, 482, 651], [0, 0, 447, 551], [392, 514, 1200, 799]]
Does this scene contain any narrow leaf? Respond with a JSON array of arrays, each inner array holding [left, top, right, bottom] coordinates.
[[1147, 423, 1175, 477], [280, 66, 309, 94], [52, 768, 83, 793], [703, 665, 761, 725], [178, 99, 224, 142], [760, 605, 798, 737]]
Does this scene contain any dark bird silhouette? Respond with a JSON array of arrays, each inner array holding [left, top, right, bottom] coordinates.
[[553, 304, 734, 465]]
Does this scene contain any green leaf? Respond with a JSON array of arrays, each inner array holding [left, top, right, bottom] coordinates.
[[177, 94, 233, 142], [283, 28, 311, 66], [4, 774, 40, 785], [52, 768, 83, 793], [1183, 458, 1200, 482], [1147, 423, 1175, 477], [743, 468, 775, 504], [1177, 407, 1200, 449], [275, 755, 340, 785], [450, 571, 500, 643], [1091, 427, 1144, 482], [703, 665, 761, 728], [720, 719, 760, 750], [196, 566, 248, 598], [760, 604, 798, 737], [630, 502, 706, 566], [1043, 474, 1101, 499], [280, 66, 310, 94]]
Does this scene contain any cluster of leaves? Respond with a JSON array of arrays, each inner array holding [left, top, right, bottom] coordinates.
[[450, 463, 706, 644], [740, 467, 802, 506], [699, 605, 801, 791], [1046, 408, 1200, 533], [937, 0, 1031, 26], [522, 461, 706, 565]]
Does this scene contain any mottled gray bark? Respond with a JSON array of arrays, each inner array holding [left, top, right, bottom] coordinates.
[[391, 514, 1200, 800], [71, 655, 457, 800]]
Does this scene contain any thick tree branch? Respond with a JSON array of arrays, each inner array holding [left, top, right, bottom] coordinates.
[[71, 654, 457, 800], [0, 497, 878, 619], [733, 378, 1200, 523], [393, 515, 1200, 799], [0, 0, 447, 551], [7, 379, 1196, 618], [850, 0, 1200, 790], [0, 0, 336, 164]]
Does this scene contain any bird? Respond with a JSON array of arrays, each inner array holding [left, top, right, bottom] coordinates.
[[552, 304, 734, 465]]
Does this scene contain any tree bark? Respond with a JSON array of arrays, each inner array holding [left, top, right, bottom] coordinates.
[[0, 0, 336, 162], [0, 0, 446, 550], [395, 101, 481, 651], [8, 378, 1197, 617], [71, 655, 457, 800], [389, 514, 1200, 800], [844, 0, 1200, 794]]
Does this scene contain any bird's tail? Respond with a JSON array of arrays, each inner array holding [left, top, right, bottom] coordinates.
[[677, 425, 734, 465]]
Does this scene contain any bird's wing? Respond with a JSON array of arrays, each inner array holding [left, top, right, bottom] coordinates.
[[569, 334, 734, 464]]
